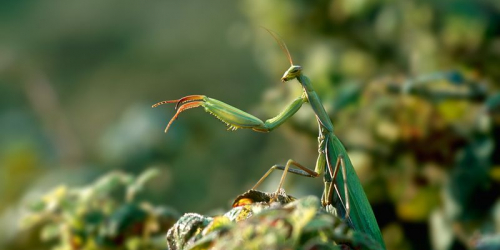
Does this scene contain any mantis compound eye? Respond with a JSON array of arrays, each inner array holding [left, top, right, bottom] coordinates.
[[290, 65, 302, 73]]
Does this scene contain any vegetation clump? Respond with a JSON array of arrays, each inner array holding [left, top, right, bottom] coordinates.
[[22, 169, 178, 250], [167, 189, 383, 250]]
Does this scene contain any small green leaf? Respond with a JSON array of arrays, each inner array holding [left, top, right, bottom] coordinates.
[[127, 168, 160, 201], [41, 223, 60, 241]]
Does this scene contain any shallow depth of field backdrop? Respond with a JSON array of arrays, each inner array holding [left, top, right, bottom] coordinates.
[[1, 1, 499, 250]]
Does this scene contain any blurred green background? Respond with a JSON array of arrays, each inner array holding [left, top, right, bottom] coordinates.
[[1, 0, 499, 249]]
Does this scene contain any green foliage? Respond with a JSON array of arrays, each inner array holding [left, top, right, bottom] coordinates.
[[167, 189, 383, 250], [22, 169, 179, 250]]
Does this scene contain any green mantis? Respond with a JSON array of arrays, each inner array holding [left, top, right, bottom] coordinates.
[[153, 30, 385, 249]]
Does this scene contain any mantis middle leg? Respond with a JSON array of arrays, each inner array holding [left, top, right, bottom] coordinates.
[[325, 153, 350, 220], [252, 150, 329, 202], [250, 152, 351, 215], [252, 159, 320, 190]]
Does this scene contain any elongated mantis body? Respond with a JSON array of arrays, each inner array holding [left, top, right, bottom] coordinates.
[[153, 30, 385, 248]]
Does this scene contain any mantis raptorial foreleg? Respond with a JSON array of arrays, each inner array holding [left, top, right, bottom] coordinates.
[[153, 94, 311, 199], [153, 95, 307, 133]]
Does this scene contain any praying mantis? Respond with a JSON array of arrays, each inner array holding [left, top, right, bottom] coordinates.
[[153, 30, 385, 249]]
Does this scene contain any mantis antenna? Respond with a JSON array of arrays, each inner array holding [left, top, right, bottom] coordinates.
[[261, 27, 294, 66]]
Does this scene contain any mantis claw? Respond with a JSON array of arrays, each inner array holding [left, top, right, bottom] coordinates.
[[164, 101, 203, 133], [151, 99, 179, 108], [152, 95, 205, 109], [173, 95, 206, 109], [153, 95, 207, 133]]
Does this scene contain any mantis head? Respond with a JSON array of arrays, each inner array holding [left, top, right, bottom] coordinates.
[[262, 28, 302, 83], [281, 65, 302, 82]]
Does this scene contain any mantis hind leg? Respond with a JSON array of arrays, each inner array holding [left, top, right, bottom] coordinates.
[[252, 159, 320, 199], [325, 154, 350, 220]]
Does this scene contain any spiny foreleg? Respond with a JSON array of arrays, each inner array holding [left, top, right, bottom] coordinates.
[[153, 95, 307, 134]]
